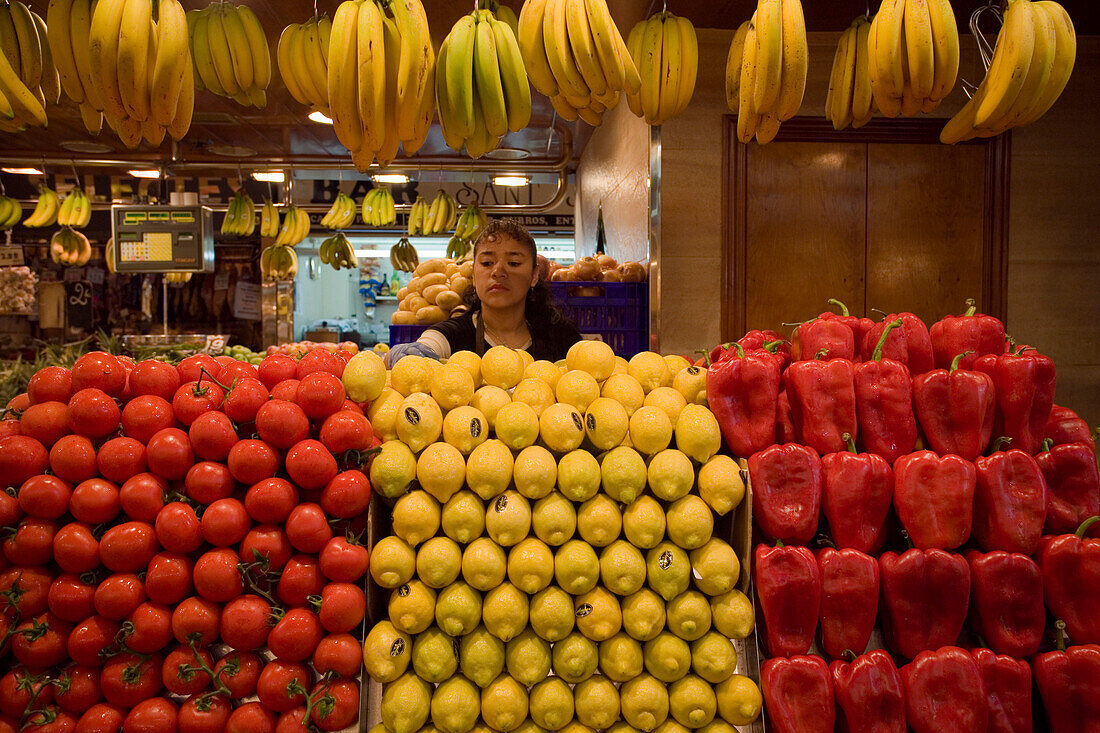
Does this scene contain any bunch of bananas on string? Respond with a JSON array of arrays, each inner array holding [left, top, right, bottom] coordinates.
[[22, 186, 60, 228], [409, 191, 458, 236], [826, 16, 877, 130], [274, 205, 310, 246], [277, 15, 332, 116], [868, 0, 960, 118], [164, 271, 193, 284], [319, 232, 359, 271], [729, 0, 809, 144], [259, 199, 280, 238], [49, 227, 92, 267], [390, 238, 420, 273], [518, 0, 639, 127], [446, 235, 472, 260], [362, 187, 397, 227], [436, 7, 529, 158], [57, 187, 92, 229], [0, 195, 23, 231], [221, 188, 256, 236], [625, 12, 699, 126], [321, 192, 357, 230], [941, 0, 1076, 144], [326, 0, 435, 171], [260, 245, 298, 281], [187, 1, 271, 108], [0, 1, 57, 133], [456, 202, 489, 241]]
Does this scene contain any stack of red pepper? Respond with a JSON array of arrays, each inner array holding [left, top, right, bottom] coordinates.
[[707, 299, 1100, 733]]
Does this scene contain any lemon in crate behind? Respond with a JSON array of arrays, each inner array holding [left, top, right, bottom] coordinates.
[[389, 281, 649, 356]]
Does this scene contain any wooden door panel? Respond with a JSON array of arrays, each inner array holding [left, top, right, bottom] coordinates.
[[744, 142, 868, 333], [866, 144, 987, 325]]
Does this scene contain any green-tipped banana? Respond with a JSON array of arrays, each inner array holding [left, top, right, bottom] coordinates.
[[22, 185, 60, 228]]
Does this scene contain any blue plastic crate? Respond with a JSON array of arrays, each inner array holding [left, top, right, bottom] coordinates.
[[389, 324, 430, 346]]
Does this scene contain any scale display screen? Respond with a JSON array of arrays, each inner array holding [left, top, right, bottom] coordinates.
[[110, 205, 215, 273]]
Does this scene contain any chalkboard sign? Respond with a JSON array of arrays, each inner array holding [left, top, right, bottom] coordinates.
[[65, 281, 93, 331]]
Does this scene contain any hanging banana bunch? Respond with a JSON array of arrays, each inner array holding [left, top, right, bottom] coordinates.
[[260, 244, 298, 281], [50, 227, 92, 267], [362, 187, 397, 227], [390, 237, 420, 273], [277, 14, 332, 117], [259, 198, 280, 238], [826, 16, 877, 130], [326, 0, 435, 170], [0, 196, 23, 231], [456, 202, 489, 242], [57, 187, 92, 229], [733, 0, 809, 144], [407, 196, 429, 236], [274, 205, 310, 246], [321, 192, 358, 230], [410, 191, 458, 236], [22, 185, 61, 228], [481, 0, 520, 39], [0, 1, 56, 134], [436, 6, 530, 158], [47, 0, 104, 134], [221, 187, 256, 236], [187, 1, 271, 108], [319, 232, 359, 271], [941, 0, 1075, 143], [624, 12, 699, 126], [868, 0, 960, 118], [518, 0, 640, 128]]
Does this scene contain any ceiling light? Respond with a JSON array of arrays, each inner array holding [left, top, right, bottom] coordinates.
[[59, 140, 112, 154], [485, 147, 530, 160], [128, 169, 161, 179], [1, 167, 44, 175], [372, 173, 409, 185], [493, 175, 528, 187], [308, 110, 333, 124], [252, 170, 285, 183], [209, 145, 257, 157]]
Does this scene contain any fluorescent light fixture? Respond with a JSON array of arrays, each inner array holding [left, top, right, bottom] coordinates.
[[308, 110, 333, 124], [493, 175, 528, 187], [1, 167, 44, 175], [372, 173, 409, 184], [128, 169, 161, 179], [252, 170, 285, 182]]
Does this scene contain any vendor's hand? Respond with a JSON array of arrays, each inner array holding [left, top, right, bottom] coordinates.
[[384, 340, 441, 367]]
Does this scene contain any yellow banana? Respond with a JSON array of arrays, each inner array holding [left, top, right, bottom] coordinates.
[[474, 14, 509, 138], [78, 102, 102, 134], [656, 15, 681, 125], [1018, 0, 1075, 125], [434, 34, 468, 152], [975, 0, 1036, 128], [0, 9, 20, 82], [984, 2, 1056, 133], [725, 20, 750, 112], [624, 20, 644, 117], [300, 18, 328, 107], [543, 0, 589, 100], [903, 0, 935, 101], [403, 40, 435, 154], [617, 24, 641, 97], [220, 2, 255, 93], [852, 17, 875, 125], [583, 0, 624, 93], [236, 4, 270, 90], [492, 15, 530, 132], [375, 14, 402, 165], [517, 0, 558, 97], [836, 25, 858, 129], [327, 1, 364, 155], [926, 0, 958, 103], [389, 0, 432, 143], [167, 46, 194, 140], [753, 0, 783, 114], [672, 15, 698, 117], [71, 0, 105, 110], [444, 13, 477, 141], [277, 24, 310, 106], [116, 0, 151, 121], [869, 0, 904, 117], [637, 16, 663, 124], [774, 0, 806, 120], [192, 10, 226, 96], [9, 2, 41, 90], [47, 0, 85, 104], [205, 3, 241, 96], [737, 14, 761, 143], [151, 0, 189, 127], [30, 10, 60, 105], [357, 0, 387, 153], [88, 0, 128, 119], [565, 0, 608, 98]]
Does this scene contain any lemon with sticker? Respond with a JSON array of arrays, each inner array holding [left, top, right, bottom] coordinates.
[[485, 490, 532, 547], [396, 392, 443, 452], [584, 397, 629, 451], [575, 586, 622, 642], [364, 620, 412, 683], [389, 580, 436, 635], [672, 366, 707, 405], [539, 403, 586, 453], [647, 542, 691, 601], [442, 405, 489, 455]]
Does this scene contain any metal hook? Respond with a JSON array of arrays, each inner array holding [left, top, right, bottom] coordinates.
[[70, 159, 80, 188], [236, 162, 244, 189], [314, 0, 319, 17], [969, 3, 1002, 72], [866, 0, 872, 19]]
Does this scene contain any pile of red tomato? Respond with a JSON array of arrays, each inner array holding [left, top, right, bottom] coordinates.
[[0, 347, 377, 732]]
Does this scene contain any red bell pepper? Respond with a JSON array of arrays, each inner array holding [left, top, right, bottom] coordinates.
[[776, 389, 796, 444], [973, 350, 1057, 455], [819, 299, 876, 353], [901, 646, 988, 733], [1037, 516, 1100, 645], [710, 330, 791, 370], [736, 328, 787, 353], [706, 343, 781, 458], [784, 358, 857, 455], [966, 550, 1045, 658], [760, 655, 834, 733], [893, 451, 977, 550], [861, 312, 935, 375], [1037, 439, 1100, 534], [1045, 404, 1095, 447], [1033, 622, 1100, 733], [879, 549, 970, 660], [973, 448, 1048, 554], [971, 647, 1032, 733], [754, 542, 821, 658], [930, 298, 1008, 371], [912, 352, 996, 461], [830, 650, 906, 733], [821, 436, 893, 553], [748, 443, 822, 545], [792, 318, 855, 362], [817, 547, 879, 660], [854, 320, 918, 463]]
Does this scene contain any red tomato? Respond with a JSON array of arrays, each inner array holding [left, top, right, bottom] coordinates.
[[256, 661, 310, 713], [178, 693, 230, 733], [223, 378, 270, 424], [146, 428, 195, 480], [28, 366, 74, 405], [219, 594, 272, 651], [176, 355, 222, 385], [225, 701, 276, 733], [285, 503, 333, 554], [127, 360, 181, 401], [55, 664, 102, 713], [19, 402, 71, 447], [295, 372, 346, 420], [145, 552, 194, 605], [72, 353, 126, 396], [255, 401, 309, 450], [0, 435, 48, 486], [296, 349, 342, 379], [319, 537, 370, 582], [319, 411, 373, 453], [277, 555, 325, 607], [120, 396, 175, 444], [0, 667, 54, 717], [317, 583, 366, 634], [170, 597, 220, 647], [239, 525, 292, 571], [183, 461, 234, 505], [12, 612, 71, 667], [48, 573, 98, 623], [0, 566, 53, 618], [284, 440, 338, 490], [118, 473, 168, 523], [0, 489, 21, 527], [269, 379, 300, 402], [258, 355, 298, 390], [122, 695, 177, 733], [215, 650, 262, 699], [122, 602, 173, 654], [52, 522, 100, 574], [192, 548, 243, 603], [77, 703, 127, 733], [96, 437, 147, 484], [5, 392, 29, 412], [70, 479, 120, 524], [312, 633, 363, 678], [101, 653, 163, 708], [99, 521, 159, 574], [154, 502, 203, 554], [22, 706, 77, 733], [309, 678, 360, 731], [200, 498, 250, 547], [93, 574, 146, 620], [221, 360, 260, 384], [3, 517, 58, 566], [66, 388, 121, 439], [188, 411, 238, 462], [267, 608, 324, 662], [19, 475, 72, 519], [49, 434, 98, 483], [340, 399, 364, 414], [162, 645, 212, 696], [319, 471, 371, 520], [0, 420, 20, 439], [67, 615, 121, 666], [275, 707, 310, 733], [227, 440, 280, 485], [172, 382, 225, 427], [243, 478, 298, 524]]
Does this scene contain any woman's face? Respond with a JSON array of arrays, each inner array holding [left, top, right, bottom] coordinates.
[[473, 234, 539, 310]]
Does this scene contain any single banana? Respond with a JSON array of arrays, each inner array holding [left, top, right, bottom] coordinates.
[[582, 0, 623, 93], [974, 0, 1036, 129], [444, 13, 477, 141], [725, 20, 750, 112], [47, 0, 85, 104], [166, 45, 194, 140], [565, 0, 608, 98], [300, 17, 327, 107], [116, 0, 152, 121], [655, 15, 682, 125], [327, 1, 364, 154], [737, 14, 761, 143], [357, 0, 387, 153], [637, 16, 663, 124], [543, 0, 590, 101], [869, 0, 905, 117], [473, 14, 509, 138], [773, 0, 806, 121], [852, 17, 875, 125], [24, 185, 59, 228], [236, 4, 270, 90], [753, 0, 783, 114], [671, 15, 698, 118], [205, 2, 241, 96], [220, 2, 255, 94], [624, 20, 645, 117], [30, 10, 61, 105], [402, 38, 435, 154], [1017, 0, 1075, 125], [192, 10, 227, 96], [8, 2, 42, 90], [517, 0, 558, 96], [903, 0, 935, 101], [88, 0, 129, 119], [374, 13, 403, 166], [492, 16, 532, 133], [389, 0, 433, 143], [835, 25, 858, 129], [925, 0, 959, 104], [151, 0, 189, 127], [277, 24, 310, 106]]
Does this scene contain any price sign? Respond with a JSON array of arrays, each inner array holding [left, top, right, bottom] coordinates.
[[233, 280, 261, 321], [65, 281, 94, 331], [0, 247, 24, 266], [214, 270, 230, 290]]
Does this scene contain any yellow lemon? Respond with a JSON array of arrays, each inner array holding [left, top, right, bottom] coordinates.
[[647, 449, 695, 501], [396, 392, 444, 452], [690, 538, 741, 596], [598, 633, 645, 682], [392, 490, 442, 546], [628, 352, 672, 393], [602, 374, 646, 414], [584, 397, 629, 451], [573, 675, 620, 730], [665, 496, 714, 550], [364, 620, 412, 683], [511, 378, 556, 416], [669, 676, 717, 728], [342, 350, 387, 403], [381, 673, 432, 733], [555, 539, 600, 595], [710, 589, 755, 640], [646, 542, 691, 601], [485, 491, 532, 547], [483, 583, 529, 642], [369, 440, 417, 499], [539, 403, 586, 453], [575, 586, 622, 642], [371, 536, 417, 588], [416, 536, 463, 588], [529, 677, 575, 731], [552, 632, 598, 684], [697, 456, 745, 516], [555, 370, 601, 412], [530, 586, 576, 642], [480, 674, 528, 733], [644, 387, 688, 426], [566, 339, 616, 381], [431, 676, 481, 733], [664, 354, 693, 374], [412, 626, 459, 682], [621, 674, 671, 732], [505, 629, 552, 686], [599, 540, 647, 596], [431, 363, 476, 410], [441, 490, 486, 544], [368, 387, 405, 442], [442, 405, 489, 455], [462, 537, 508, 590], [434, 581, 482, 637], [557, 449, 601, 502], [621, 588, 667, 642], [518, 349, 534, 369], [466, 440, 515, 500], [514, 445, 559, 500], [388, 579, 437, 635], [622, 495, 667, 549], [714, 674, 763, 726], [460, 626, 505, 688], [507, 537, 554, 593], [600, 445, 647, 504], [613, 356, 630, 375], [495, 401, 541, 450], [576, 494, 623, 547], [471, 386, 512, 431], [654, 718, 691, 733], [448, 350, 483, 386], [691, 632, 738, 684], [666, 591, 712, 641], [524, 360, 562, 389], [482, 346, 525, 390], [417, 442, 467, 503], [644, 633, 692, 683], [672, 365, 707, 405], [629, 406, 673, 455], [532, 492, 577, 546], [391, 355, 436, 396], [674, 404, 721, 463]]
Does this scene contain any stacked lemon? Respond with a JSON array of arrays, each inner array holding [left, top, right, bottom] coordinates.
[[361, 342, 762, 733]]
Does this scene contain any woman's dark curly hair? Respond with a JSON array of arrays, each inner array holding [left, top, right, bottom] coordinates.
[[460, 218, 570, 330]]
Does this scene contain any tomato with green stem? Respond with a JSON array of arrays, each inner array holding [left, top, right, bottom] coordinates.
[[53, 664, 102, 713], [256, 661, 310, 713], [222, 378, 269, 424], [239, 526, 293, 572], [309, 678, 359, 731], [0, 566, 54, 619], [21, 706, 78, 733], [120, 602, 173, 654], [162, 645, 213, 696], [100, 652, 163, 708], [170, 597, 220, 648], [267, 608, 324, 662], [172, 383, 225, 427], [0, 668, 54, 718], [67, 615, 121, 666], [214, 651, 262, 699], [12, 613, 71, 667], [178, 692, 231, 733]]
